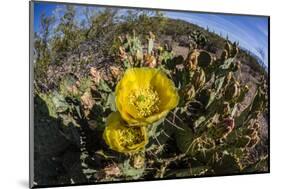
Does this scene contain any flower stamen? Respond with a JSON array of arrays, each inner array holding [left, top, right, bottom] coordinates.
[[129, 87, 160, 117], [118, 127, 144, 147]]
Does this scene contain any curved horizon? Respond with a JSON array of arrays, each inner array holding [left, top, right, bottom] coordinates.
[[33, 2, 269, 67]]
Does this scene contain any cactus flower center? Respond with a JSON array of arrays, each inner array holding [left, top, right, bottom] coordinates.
[[129, 87, 160, 117], [118, 127, 144, 147]]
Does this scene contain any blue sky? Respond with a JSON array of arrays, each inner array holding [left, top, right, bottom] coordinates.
[[34, 2, 57, 32], [33, 2, 269, 66], [165, 11, 269, 66]]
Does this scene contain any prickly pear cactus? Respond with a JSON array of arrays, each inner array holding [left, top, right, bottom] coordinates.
[[35, 31, 268, 184]]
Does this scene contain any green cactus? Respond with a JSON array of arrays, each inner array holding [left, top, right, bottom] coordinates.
[[197, 50, 212, 68], [35, 31, 268, 182]]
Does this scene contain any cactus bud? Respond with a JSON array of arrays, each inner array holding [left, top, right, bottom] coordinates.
[[231, 42, 239, 57], [243, 122, 260, 148], [252, 122, 260, 130], [192, 68, 206, 90], [242, 84, 250, 94], [135, 49, 143, 62], [250, 131, 259, 138], [224, 72, 233, 85], [149, 31, 155, 40], [90, 67, 102, 85], [144, 55, 157, 68], [222, 102, 231, 116], [147, 32, 155, 55], [224, 41, 232, 55], [186, 50, 199, 71], [224, 81, 241, 101], [109, 66, 122, 80], [118, 46, 127, 61], [221, 49, 228, 61], [132, 154, 145, 169], [247, 136, 260, 148], [81, 91, 94, 110]]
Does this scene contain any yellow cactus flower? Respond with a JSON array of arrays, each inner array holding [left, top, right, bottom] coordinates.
[[115, 67, 179, 126], [103, 112, 148, 153]]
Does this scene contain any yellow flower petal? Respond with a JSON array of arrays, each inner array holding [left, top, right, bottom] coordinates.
[[115, 68, 179, 126], [150, 70, 179, 111], [103, 112, 148, 153]]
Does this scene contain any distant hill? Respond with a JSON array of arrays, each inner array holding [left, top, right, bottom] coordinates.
[[160, 18, 268, 77]]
